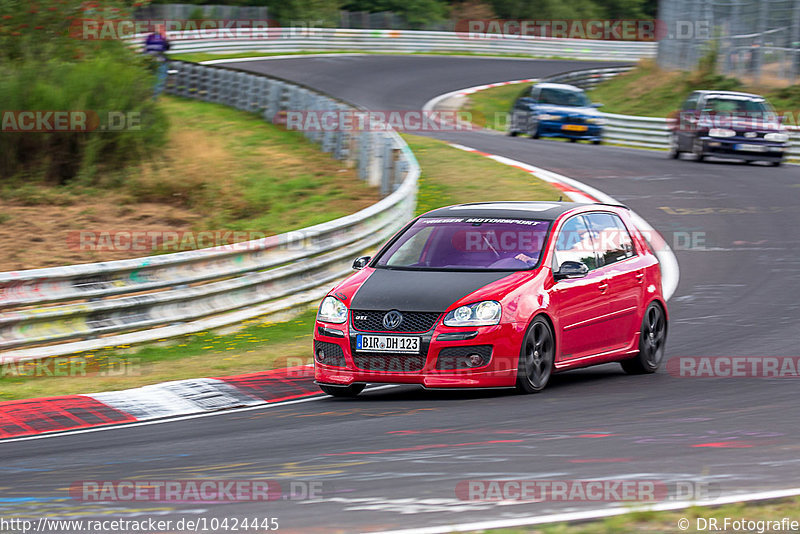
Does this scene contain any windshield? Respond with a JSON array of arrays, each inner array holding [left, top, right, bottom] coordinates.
[[703, 96, 776, 117], [538, 88, 590, 107], [375, 217, 551, 271]]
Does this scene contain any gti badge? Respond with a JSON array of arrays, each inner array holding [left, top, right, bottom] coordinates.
[[383, 310, 403, 330]]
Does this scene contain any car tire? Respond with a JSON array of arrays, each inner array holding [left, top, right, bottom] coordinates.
[[692, 137, 705, 162], [508, 114, 519, 137], [528, 117, 541, 139], [770, 160, 782, 167], [621, 302, 667, 375], [569, 138, 578, 143], [668, 133, 680, 159], [593, 139, 602, 145], [319, 383, 365, 398], [516, 316, 555, 393]]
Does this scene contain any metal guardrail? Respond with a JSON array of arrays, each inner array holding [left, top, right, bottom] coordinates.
[[146, 28, 656, 61], [0, 60, 419, 363], [543, 66, 800, 159]]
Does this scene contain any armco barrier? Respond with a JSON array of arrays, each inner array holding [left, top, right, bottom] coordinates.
[[147, 28, 656, 61], [0, 60, 419, 363]]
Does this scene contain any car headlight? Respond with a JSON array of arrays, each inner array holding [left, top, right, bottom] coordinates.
[[538, 114, 561, 121], [443, 301, 502, 327], [765, 132, 789, 143], [318, 296, 347, 324], [709, 128, 736, 138], [587, 117, 606, 125]]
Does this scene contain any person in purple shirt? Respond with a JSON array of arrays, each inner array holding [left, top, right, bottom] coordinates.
[[144, 24, 171, 99]]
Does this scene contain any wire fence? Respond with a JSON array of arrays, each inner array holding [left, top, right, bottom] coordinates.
[[658, 0, 800, 83]]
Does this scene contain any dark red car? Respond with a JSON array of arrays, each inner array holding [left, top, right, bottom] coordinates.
[[313, 202, 668, 397]]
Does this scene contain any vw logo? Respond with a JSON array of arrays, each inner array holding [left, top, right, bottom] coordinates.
[[382, 310, 403, 330]]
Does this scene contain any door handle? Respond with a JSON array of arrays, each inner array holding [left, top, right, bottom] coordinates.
[[635, 271, 645, 282], [598, 282, 609, 291]]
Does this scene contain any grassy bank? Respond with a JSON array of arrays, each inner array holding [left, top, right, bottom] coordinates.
[[0, 95, 377, 271], [2, 133, 562, 401], [0, 310, 318, 402], [461, 84, 523, 132], [485, 496, 800, 533], [588, 60, 800, 118]]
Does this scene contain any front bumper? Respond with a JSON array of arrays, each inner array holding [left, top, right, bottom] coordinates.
[[699, 137, 787, 161], [313, 322, 525, 388]]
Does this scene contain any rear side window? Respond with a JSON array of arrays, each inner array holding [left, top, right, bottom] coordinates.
[[681, 94, 698, 111], [554, 215, 598, 271], [585, 212, 635, 267], [517, 86, 533, 100]]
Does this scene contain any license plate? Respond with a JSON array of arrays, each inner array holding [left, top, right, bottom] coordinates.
[[356, 335, 420, 353], [736, 143, 767, 152], [562, 124, 588, 132]]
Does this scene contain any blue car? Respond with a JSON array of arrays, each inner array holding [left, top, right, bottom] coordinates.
[[508, 83, 605, 144]]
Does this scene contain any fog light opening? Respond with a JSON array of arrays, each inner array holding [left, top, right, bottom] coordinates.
[[468, 354, 484, 367], [316, 349, 326, 362]]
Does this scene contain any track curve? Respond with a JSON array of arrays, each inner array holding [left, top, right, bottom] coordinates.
[[3, 56, 800, 533]]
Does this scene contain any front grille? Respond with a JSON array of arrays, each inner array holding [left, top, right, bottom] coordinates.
[[436, 345, 493, 370], [351, 310, 442, 333], [737, 131, 765, 138], [314, 341, 346, 367], [352, 353, 426, 372]]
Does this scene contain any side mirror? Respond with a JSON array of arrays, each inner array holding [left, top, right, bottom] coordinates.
[[554, 261, 589, 280], [352, 256, 371, 270], [517, 97, 536, 106], [592, 102, 604, 108]]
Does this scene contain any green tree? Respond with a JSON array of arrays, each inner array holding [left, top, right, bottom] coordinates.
[[0, 0, 167, 183], [262, 0, 344, 25], [487, 0, 655, 20], [344, 0, 449, 26]]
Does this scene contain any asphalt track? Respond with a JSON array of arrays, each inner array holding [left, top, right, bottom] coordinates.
[[3, 56, 800, 533]]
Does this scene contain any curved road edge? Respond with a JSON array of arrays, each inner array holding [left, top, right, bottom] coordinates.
[[374, 486, 800, 534]]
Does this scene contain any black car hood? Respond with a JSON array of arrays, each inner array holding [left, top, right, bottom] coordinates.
[[350, 269, 512, 312]]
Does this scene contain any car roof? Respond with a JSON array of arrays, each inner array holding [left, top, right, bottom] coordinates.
[[693, 90, 765, 99], [534, 82, 583, 92], [420, 201, 627, 221]]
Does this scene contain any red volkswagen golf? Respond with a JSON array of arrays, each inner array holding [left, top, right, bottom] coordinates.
[[313, 202, 668, 397]]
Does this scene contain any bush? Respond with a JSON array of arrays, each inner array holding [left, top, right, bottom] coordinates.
[[0, 0, 168, 184], [0, 53, 168, 184]]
